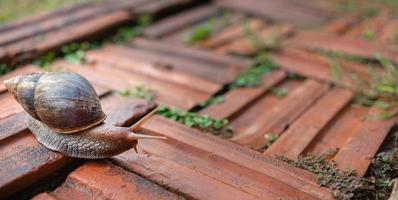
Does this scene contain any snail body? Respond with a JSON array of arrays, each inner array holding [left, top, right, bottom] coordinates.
[[4, 72, 164, 159]]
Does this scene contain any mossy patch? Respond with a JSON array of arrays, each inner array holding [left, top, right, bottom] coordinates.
[[157, 106, 234, 139], [278, 149, 398, 200]]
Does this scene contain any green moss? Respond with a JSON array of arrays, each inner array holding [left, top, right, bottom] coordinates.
[[230, 52, 277, 88], [28, 14, 151, 72], [199, 95, 224, 107], [185, 12, 235, 45], [278, 149, 398, 200], [111, 14, 152, 43], [271, 87, 288, 97], [243, 20, 282, 52], [259, 133, 279, 152], [185, 23, 213, 44], [363, 28, 376, 41], [0, 63, 13, 75], [62, 42, 101, 64], [32, 52, 56, 71], [329, 53, 398, 119], [119, 86, 156, 101], [157, 106, 233, 138]]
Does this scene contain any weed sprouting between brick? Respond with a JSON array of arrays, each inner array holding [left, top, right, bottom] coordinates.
[[329, 53, 398, 119], [278, 148, 398, 200], [185, 11, 234, 44], [0, 63, 13, 75], [271, 87, 289, 97], [230, 51, 278, 88], [157, 105, 233, 139], [119, 85, 156, 101], [199, 95, 225, 107], [32, 15, 151, 70]]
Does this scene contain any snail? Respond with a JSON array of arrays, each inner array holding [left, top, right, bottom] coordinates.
[[3, 72, 166, 159]]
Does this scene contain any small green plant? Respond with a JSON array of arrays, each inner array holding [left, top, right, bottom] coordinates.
[[184, 12, 235, 45], [0, 63, 13, 75], [32, 51, 56, 71], [370, 149, 398, 188], [271, 87, 288, 97], [185, 22, 214, 44], [157, 106, 233, 138], [231, 51, 277, 88], [363, 28, 375, 41], [278, 149, 398, 199], [329, 53, 398, 119], [361, 7, 380, 18], [111, 14, 152, 43], [243, 21, 282, 52], [119, 86, 156, 101], [199, 95, 224, 107], [322, 50, 368, 64], [33, 42, 101, 68], [259, 133, 279, 152], [62, 42, 101, 64], [277, 150, 367, 199]]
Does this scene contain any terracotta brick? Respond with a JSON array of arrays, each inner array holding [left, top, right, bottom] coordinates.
[[197, 18, 265, 49], [200, 70, 286, 119], [215, 24, 294, 55], [231, 79, 330, 149], [265, 88, 353, 158], [0, 0, 145, 46], [0, 94, 24, 119], [285, 31, 398, 63], [53, 60, 209, 110], [379, 19, 398, 44], [117, 116, 334, 199], [134, 0, 198, 18], [101, 94, 156, 126], [143, 5, 219, 38], [85, 48, 221, 95], [305, 104, 368, 156], [273, 48, 372, 85], [98, 45, 240, 84], [130, 38, 247, 69], [215, 0, 329, 26], [133, 138, 321, 199], [230, 79, 303, 134], [0, 1, 93, 33], [51, 161, 182, 200], [2, 11, 131, 63], [334, 107, 397, 176], [114, 151, 260, 200], [0, 112, 27, 141], [163, 12, 244, 45], [0, 131, 71, 198]]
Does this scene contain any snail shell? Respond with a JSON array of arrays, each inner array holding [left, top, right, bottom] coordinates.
[[4, 72, 106, 134]]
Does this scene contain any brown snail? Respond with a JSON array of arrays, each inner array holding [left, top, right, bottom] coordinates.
[[3, 72, 165, 159]]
